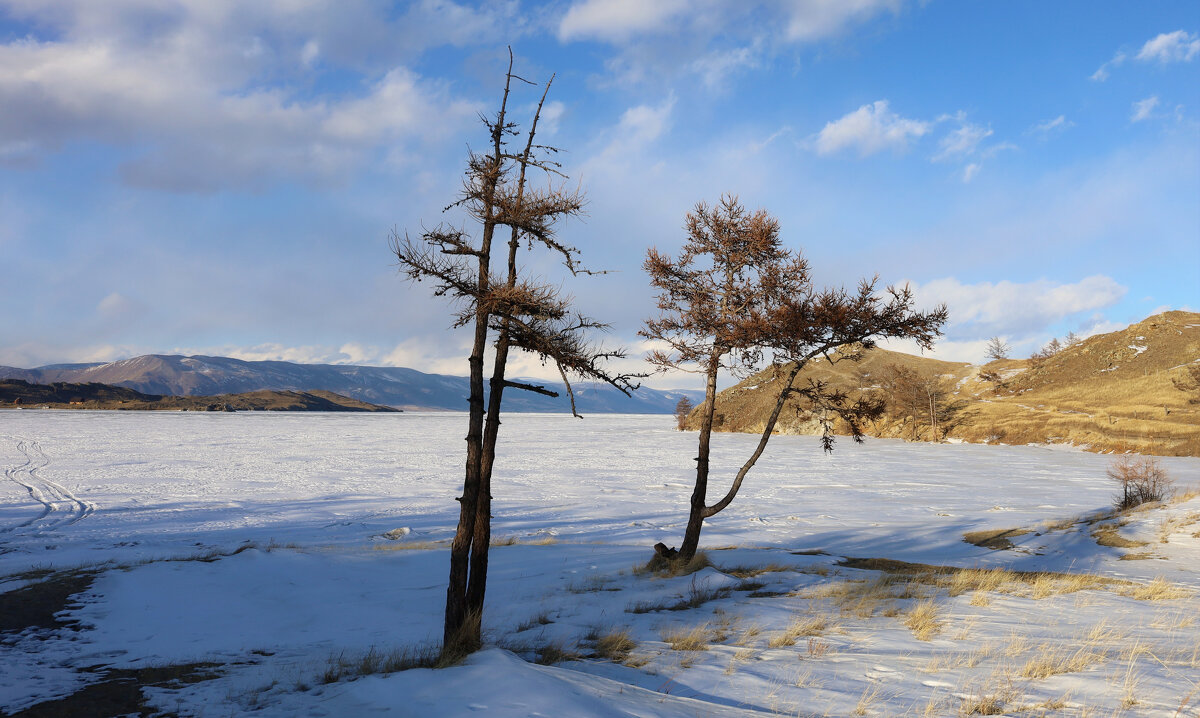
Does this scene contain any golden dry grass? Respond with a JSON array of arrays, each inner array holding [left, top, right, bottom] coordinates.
[[904, 600, 943, 641], [1018, 643, 1106, 679], [692, 311, 1200, 456], [766, 616, 830, 648], [593, 629, 636, 661], [1119, 576, 1192, 601], [660, 623, 716, 651]]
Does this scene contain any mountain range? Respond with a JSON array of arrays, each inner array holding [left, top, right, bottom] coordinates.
[[0, 354, 701, 414]]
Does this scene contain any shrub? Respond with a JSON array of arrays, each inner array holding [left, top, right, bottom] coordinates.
[[1108, 456, 1173, 511]]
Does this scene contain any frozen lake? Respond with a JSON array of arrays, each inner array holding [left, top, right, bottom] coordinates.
[[2, 411, 1198, 716], [2, 410, 1198, 579]]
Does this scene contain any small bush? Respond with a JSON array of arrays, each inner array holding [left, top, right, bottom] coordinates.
[[1108, 455, 1173, 511]]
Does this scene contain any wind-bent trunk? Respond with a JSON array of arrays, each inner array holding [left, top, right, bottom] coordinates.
[[678, 362, 804, 561]]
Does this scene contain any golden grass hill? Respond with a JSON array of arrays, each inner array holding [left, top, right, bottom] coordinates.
[[681, 311, 1200, 457]]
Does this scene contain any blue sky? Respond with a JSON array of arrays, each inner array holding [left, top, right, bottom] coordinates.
[[1, 1, 1196, 388]]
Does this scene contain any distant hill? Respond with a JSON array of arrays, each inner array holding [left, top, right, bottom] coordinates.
[[0, 379, 399, 412], [683, 311, 1200, 456], [0, 355, 702, 414]]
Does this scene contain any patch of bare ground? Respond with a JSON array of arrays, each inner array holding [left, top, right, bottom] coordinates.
[[0, 569, 98, 634], [1090, 521, 1149, 549], [962, 528, 1031, 550], [7, 662, 224, 718]]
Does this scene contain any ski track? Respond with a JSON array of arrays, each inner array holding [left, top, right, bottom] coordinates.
[[1, 438, 94, 533]]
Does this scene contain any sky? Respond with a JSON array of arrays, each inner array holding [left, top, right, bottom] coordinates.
[[0, 0, 1197, 389]]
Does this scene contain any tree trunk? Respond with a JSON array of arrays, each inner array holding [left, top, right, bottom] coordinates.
[[443, 57, 513, 653], [678, 355, 720, 561]]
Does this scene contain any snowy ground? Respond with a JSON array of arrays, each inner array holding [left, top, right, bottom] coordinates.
[[1, 411, 1197, 717]]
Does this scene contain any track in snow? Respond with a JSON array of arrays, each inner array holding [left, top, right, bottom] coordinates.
[[1, 439, 94, 533]]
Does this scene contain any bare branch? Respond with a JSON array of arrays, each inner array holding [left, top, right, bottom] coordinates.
[[502, 379, 559, 398]]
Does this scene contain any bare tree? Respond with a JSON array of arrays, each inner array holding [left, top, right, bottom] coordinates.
[[984, 336, 1010, 361], [674, 396, 695, 430], [393, 52, 637, 657], [642, 195, 947, 562], [1108, 455, 1173, 510]]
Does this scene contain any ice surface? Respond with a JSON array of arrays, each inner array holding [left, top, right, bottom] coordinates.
[[1, 411, 1197, 716]]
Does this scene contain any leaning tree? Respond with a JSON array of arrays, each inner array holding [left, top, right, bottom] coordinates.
[[394, 51, 637, 657], [642, 195, 948, 562]]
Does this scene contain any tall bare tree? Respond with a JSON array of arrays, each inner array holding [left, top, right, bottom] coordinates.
[[394, 51, 637, 656], [642, 195, 947, 562]]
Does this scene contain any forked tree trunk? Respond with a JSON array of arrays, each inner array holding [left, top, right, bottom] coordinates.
[[677, 362, 803, 562], [463, 76, 553, 622], [443, 61, 514, 653]]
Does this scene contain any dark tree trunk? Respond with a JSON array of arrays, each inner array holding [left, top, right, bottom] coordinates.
[[678, 355, 720, 561], [442, 60, 513, 653]]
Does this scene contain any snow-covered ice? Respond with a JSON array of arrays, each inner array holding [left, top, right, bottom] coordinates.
[[1, 411, 1197, 716]]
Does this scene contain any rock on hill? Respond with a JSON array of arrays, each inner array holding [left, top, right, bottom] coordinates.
[[684, 311, 1200, 456], [0, 355, 702, 414]]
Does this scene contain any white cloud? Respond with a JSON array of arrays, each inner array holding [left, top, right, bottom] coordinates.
[[1090, 52, 1125, 82], [691, 43, 762, 89], [905, 275, 1128, 334], [1092, 30, 1199, 81], [1136, 30, 1200, 64], [1029, 115, 1073, 137], [878, 276, 1130, 363], [961, 163, 981, 183], [558, 0, 904, 45], [96, 292, 138, 319], [558, 0, 689, 42], [813, 100, 929, 157], [586, 95, 677, 167], [300, 39, 320, 68], [0, 1, 491, 191], [783, 0, 904, 42], [933, 114, 993, 161], [1131, 96, 1160, 122]]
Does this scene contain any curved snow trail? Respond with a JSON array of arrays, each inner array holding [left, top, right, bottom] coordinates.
[[1, 439, 94, 533]]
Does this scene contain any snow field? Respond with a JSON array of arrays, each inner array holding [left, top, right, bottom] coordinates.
[[1, 411, 1198, 716]]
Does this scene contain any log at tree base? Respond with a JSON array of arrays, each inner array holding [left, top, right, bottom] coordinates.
[[653, 542, 679, 560]]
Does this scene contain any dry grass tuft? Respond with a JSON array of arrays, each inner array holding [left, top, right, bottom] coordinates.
[[766, 616, 830, 648], [1018, 643, 1106, 679], [660, 623, 715, 652], [627, 575, 732, 613], [904, 600, 943, 641], [514, 611, 553, 632], [319, 644, 446, 683], [593, 629, 636, 661], [1121, 575, 1192, 601], [638, 550, 712, 577], [534, 640, 581, 665], [852, 685, 880, 716], [946, 568, 1019, 597]]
